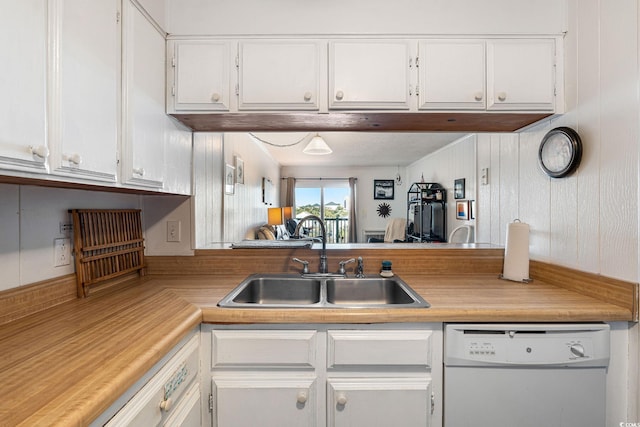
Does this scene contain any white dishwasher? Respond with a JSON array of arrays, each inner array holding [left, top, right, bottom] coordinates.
[[444, 323, 609, 427]]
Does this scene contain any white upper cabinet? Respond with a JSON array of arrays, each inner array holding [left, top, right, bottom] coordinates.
[[168, 40, 232, 112], [418, 40, 486, 110], [0, 1, 48, 174], [487, 39, 556, 111], [49, 0, 119, 182], [238, 40, 323, 111], [121, 0, 165, 189], [329, 40, 413, 110]]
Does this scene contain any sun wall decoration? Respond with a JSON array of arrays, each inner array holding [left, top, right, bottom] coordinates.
[[377, 203, 392, 218]]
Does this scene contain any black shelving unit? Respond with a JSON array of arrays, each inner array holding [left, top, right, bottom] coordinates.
[[406, 182, 447, 242]]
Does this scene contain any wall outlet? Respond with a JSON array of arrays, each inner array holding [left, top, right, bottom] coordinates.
[[167, 220, 181, 242], [54, 238, 71, 267]]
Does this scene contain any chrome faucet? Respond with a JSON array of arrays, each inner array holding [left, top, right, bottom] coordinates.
[[294, 215, 328, 274], [356, 256, 365, 278]]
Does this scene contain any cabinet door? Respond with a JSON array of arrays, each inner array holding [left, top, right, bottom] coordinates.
[[238, 41, 322, 111], [0, 0, 48, 174], [170, 40, 231, 112], [329, 41, 412, 110], [213, 377, 317, 427], [49, 0, 119, 182], [487, 39, 556, 111], [327, 378, 432, 427], [121, 0, 165, 188], [418, 40, 486, 110]]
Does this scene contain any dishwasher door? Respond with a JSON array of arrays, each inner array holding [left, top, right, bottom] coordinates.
[[444, 323, 610, 427]]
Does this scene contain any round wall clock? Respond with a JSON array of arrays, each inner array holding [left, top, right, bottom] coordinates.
[[538, 127, 582, 178]]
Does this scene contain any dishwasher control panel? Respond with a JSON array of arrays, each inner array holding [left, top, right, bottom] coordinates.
[[445, 323, 610, 367]]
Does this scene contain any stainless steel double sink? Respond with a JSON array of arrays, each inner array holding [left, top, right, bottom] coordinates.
[[217, 274, 430, 309]]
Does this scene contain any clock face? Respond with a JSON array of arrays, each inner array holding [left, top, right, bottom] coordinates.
[[538, 127, 582, 178]]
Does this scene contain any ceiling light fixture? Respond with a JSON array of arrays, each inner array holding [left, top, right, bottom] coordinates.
[[303, 134, 332, 155]]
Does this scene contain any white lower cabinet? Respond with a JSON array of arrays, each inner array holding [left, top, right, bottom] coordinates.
[[213, 377, 318, 426], [328, 378, 432, 427], [202, 324, 442, 427]]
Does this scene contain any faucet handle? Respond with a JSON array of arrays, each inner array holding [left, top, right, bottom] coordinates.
[[292, 257, 310, 274], [338, 258, 355, 275], [356, 257, 365, 278]]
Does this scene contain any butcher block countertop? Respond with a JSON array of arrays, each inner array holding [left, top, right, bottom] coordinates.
[[0, 247, 636, 426]]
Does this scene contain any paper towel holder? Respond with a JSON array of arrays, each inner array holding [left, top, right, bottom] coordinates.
[[499, 219, 533, 283]]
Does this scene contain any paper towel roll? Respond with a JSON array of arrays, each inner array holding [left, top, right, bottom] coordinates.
[[502, 220, 530, 282]]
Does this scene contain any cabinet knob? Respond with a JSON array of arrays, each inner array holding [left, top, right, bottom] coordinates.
[[29, 145, 49, 160], [335, 90, 344, 101], [133, 167, 145, 177], [211, 93, 221, 102], [336, 393, 347, 406], [64, 153, 82, 166], [159, 398, 172, 412], [497, 92, 507, 102], [303, 91, 313, 102], [474, 92, 483, 101], [297, 390, 308, 404]]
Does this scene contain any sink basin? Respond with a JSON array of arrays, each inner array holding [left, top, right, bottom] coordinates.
[[219, 275, 322, 307], [217, 274, 429, 309], [326, 277, 424, 306]]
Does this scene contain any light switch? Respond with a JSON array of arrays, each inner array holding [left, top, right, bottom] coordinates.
[[167, 220, 181, 242]]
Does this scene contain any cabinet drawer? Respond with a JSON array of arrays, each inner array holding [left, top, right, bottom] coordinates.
[[211, 330, 317, 368], [327, 330, 431, 368]]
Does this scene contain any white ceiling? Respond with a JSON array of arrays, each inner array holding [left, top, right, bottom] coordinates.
[[252, 132, 469, 167]]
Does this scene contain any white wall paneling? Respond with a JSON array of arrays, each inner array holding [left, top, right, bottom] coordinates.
[[596, 0, 638, 281], [193, 133, 223, 247], [193, 133, 280, 246], [222, 134, 280, 243]]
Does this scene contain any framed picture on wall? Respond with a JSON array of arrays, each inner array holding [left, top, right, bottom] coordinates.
[[225, 164, 235, 195], [235, 156, 245, 184], [374, 179, 394, 200], [456, 200, 470, 220], [454, 178, 465, 199]]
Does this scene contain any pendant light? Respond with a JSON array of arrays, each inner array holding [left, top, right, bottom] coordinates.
[[303, 133, 332, 155]]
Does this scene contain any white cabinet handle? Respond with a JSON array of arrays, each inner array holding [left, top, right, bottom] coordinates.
[[303, 91, 313, 102], [335, 90, 344, 101], [336, 393, 347, 406], [64, 153, 82, 166], [297, 390, 308, 404], [133, 167, 145, 177], [497, 92, 507, 102], [211, 93, 221, 102], [159, 398, 172, 412], [29, 145, 49, 159], [474, 92, 484, 101]]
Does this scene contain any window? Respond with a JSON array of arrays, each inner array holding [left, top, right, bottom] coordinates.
[[295, 180, 350, 243]]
